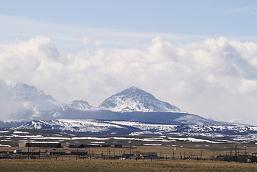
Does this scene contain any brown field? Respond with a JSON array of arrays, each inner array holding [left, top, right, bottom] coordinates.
[[0, 159, 257, 172]]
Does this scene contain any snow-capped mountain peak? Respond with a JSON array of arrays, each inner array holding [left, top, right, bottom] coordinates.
[[99, 86, 181, 112], [0, 80, 61, 120], [63, 100, 93, 111]]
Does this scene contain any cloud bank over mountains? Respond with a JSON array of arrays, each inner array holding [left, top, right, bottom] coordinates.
[[0, 16, 257, 124]]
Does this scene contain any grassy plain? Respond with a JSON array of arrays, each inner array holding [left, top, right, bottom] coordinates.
[[0, 159, 256, 172]]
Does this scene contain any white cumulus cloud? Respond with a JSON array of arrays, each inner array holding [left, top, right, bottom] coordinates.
[[0, 15, 257, 124]]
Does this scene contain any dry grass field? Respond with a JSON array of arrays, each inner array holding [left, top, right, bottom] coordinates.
[[0, 159, 257, 172]]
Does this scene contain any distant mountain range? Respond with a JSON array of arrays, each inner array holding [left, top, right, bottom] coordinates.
[[0, 80, 221, 125], [0, 80, 256, 140]]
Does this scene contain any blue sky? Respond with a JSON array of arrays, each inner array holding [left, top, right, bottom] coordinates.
[[0, 0, 257, 37]]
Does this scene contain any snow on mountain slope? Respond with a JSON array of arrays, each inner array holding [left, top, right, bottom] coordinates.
[[108, 121, 177, 132], [17, 119, 177, 134], [18, 119, 124, 133], [174, 114, 224, 126], [99, 86, 181, 112], [63, 100, 93, 111], [0, 80, 61, 120]]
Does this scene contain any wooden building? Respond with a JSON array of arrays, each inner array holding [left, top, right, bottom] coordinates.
[[19, 141, 62, 148]]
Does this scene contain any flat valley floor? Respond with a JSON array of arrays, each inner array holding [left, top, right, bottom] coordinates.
[[0, 159, 257, 172]]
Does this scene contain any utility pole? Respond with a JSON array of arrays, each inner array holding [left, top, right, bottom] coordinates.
[[76, 148, 78, 160], [128, 141, 132, 159], [235, 145, 238, 162], [27, 138, 30, 159]]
